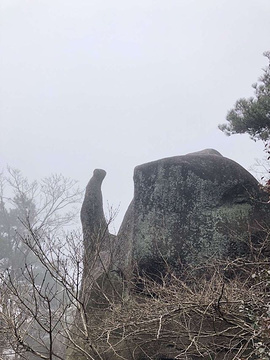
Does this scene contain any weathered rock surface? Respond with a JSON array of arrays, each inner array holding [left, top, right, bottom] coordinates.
[[118, 149, 269, 276], [81, 150, 269, 280], [80, 169, 115, 306], [81, 168, 108, 254]]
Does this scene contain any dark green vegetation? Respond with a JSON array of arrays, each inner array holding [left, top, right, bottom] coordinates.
[[219, 51, 270, 142]]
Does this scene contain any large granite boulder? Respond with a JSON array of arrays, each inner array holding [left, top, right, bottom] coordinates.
[[118, 149, 269, 276]]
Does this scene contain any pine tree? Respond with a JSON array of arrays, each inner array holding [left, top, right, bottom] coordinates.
[[219, 51, 270, 141]]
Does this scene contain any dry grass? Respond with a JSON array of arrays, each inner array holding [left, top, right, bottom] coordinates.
[[72, 256, 270, 360]]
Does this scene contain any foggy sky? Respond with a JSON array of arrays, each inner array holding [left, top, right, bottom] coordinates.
[[1, 0, 270, 230]]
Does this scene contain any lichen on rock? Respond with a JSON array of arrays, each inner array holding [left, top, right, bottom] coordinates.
[[119, 149, 269, 276]]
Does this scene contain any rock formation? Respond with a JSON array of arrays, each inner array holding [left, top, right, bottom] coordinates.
[[77, 150, 270, 360], [118, 149, 269, 277], [81, 168, 108, 255], [80, 169, 113, 306], [81, 150, 269, 282]]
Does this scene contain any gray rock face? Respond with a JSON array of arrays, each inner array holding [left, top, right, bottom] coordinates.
[[81, 150, 269, 279], [118, 149, 269, 275], [80, 169, 114, 304], [80, 169, 110, 260]]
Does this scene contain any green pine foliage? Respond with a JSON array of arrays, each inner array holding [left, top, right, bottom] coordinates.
[[219, 51, 270, 141]]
